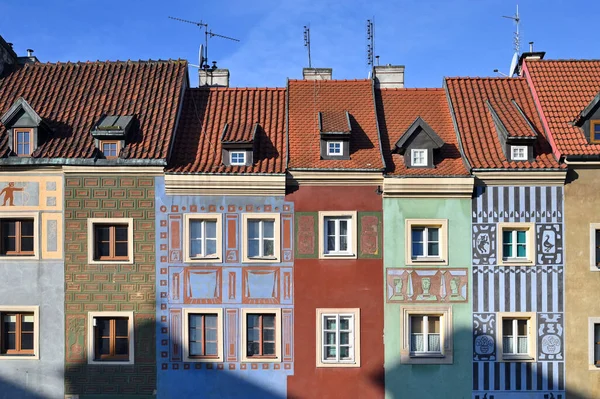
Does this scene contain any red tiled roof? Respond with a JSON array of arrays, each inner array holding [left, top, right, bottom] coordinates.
[[222, 121, 256, 143], [168, 87, 286, 174], [376, 88, 469, 176], [488, 97, 537, 138], [288, 79, 384, 170], [320, 110, 350, 133], [0, 60, 187, 160], [525, 59, 600, 156], [445, 77, 561, 169]]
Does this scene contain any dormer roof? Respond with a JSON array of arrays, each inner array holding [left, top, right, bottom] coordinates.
[[487, 98, 538, 140], [395, 116, 444, 153], [0, 97, 43, 128], [221, 121, 258, 145], [574, 90, 600, 126], [91, 115, 135, 139], [318, 110, 351, 135]]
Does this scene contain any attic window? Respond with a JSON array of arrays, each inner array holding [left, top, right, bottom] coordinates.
[[411, 149, 427, 167], [14, 129, 32, 157], [100, 141, 120, 159], [511, 146, 527, 161], [591, 121, 600, 143], [327, 142, 343, 156], [230, 151, 246, 166]]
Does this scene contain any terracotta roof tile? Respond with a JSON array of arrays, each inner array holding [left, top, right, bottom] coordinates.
[[0, 60, 187, 160], [320, 110, 350, 133], [375, 88, 469, 176], [168, 87, 286, 174], [525, 59, 600, 156], [288, 79, 384, 170], [488, 97, 537, 138], [445, 77, 561, 170], [222, 122, 256, 143]]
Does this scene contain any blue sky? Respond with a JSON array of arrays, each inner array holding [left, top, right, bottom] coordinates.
[[1, 0, 598, 88]]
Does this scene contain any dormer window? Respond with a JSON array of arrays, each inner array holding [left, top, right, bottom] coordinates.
[[411, 149, 427, 167], [91, 115, 136, 160], [100, 141, 120, 159], [591, 121, 600, 143], [327, 141, 343, 156], [230, 151, 246, 165], [511, 145, 527, 161], [14, 129, 32, 157]]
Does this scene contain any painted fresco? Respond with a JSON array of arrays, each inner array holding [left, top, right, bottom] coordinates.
[[156, 178, 294, 398], [472, 185, 565, 398], [386, 268, 468, 303]]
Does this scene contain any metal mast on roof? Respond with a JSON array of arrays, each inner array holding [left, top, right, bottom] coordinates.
[[303, 25, 312, 68], [366, 18, 375, 68], [168, 16, 240, 69], [502, 5, 521, 76]]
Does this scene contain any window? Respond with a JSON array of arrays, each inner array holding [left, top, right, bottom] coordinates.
[[589, 224, 600, 271], [241, 308, 281, 362], [400, 306, 452, 364], [591, 121, 600, 143], [511, 145, 527, 161], [242, 213, 280, 262], [319, 211, 357, 259], [100, 141, 120, 159], [327, 141, 343, 156], [184, 214, 223, 262], [183, 308, 223, 362], [230, 151, 246, 165], [498, 223, 534, 264], [0, 218, 34, 256], [13, 129, 32, 156], [87, 218, 134, 264], [88, 311, 134, 364], [0, 307, 39, 358], [497, 313, 536, 361], [589, 318, 600, 369], [405, 219, 448, 265], [411, 149, 427, 166], [316, 308, 360, 367]]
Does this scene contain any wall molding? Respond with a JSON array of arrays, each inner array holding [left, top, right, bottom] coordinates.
[[383, 177, 474, 198], [165, 174, 286, 196], [287, 171, 383, 187], [473, 170, 566, 186]]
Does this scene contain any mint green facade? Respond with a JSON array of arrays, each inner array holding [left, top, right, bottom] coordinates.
[[383, 197, 472, 399]]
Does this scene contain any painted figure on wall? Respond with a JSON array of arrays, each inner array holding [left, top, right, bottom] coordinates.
[[0, 182, 23, 206], [449, 277, 465, 301], [416, 278, 436, 301]]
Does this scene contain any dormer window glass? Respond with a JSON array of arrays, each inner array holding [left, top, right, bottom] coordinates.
[[327, 142, 343, 156], [14, 129, 32, 157], [100, 141, 120, 159], [591, 121, 600, 143], [230, 151, 246, 166], [511, 146, 527, 161], [411, 149, 427, 167]]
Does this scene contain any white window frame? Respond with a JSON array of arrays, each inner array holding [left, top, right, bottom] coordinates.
[[230, 151, 246, 166], [318, 211, 357, 259], [589, 224, 600, 271], [411, 149, 427, 166], [87, 218, 134, 265], [400, 306, 452, 364], [589, 317, 600, 370], [405, 219, 448, 265], [316, 308, 360, 368], [241, 308, 282, 363], [327, 141, 343, 156], [511, 145, 527, 161], [496, 312, 536, 362], [184, 214, 223, 263], [242, 213, 280, 263], [182, 308, 223, 362], [87, 311, 135, 365], [0, 212, 40, 260], [498, 222, 534, 265], [0, 305, 40, 360]]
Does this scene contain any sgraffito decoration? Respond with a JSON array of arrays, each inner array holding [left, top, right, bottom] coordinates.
[[473, 313, 496, 361], [536, 224, 563, 265], [386, 268, 468, 303], [538, 313, 563, 361], [473, 224, 496, 265]]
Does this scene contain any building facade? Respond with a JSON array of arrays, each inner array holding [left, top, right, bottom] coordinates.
[[446, 76, 567, 399], [376, 86, 474, 399]]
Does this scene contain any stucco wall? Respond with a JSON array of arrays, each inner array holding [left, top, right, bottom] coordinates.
[[564, 167, 600, 398], [383, 197, 472, 399]]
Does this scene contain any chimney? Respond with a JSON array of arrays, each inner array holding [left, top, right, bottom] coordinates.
[[373, 65, 405, 88], [199, 62, 230, 88], [0, 35, 17, 75], [302, 68, 332, 80], [17, 48, 39, 65], [516, 48, 546, 76]]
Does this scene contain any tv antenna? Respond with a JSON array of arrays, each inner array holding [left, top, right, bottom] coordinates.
[[366, 18, 375, 67], [502, 5, 521, 76], [168, 16, 240, 69], [303, 25, 312, 68]]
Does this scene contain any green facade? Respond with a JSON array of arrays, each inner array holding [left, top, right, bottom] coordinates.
[[383, 197, 471, 399], [64, 175, 156, 398]]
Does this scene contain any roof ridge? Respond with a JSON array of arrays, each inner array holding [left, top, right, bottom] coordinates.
[[24, 59, 188, 67], [289, 78, 371, 83], [189, 87, 285, 91], [445, 76, 525, 81], [380, 87, 443, 91]]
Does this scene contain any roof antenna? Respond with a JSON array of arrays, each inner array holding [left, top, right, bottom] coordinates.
[[303, 25, 312, 68], [169, 16, 240, 70], [366, 18, 375, 71], [502, 5, 520, 76]]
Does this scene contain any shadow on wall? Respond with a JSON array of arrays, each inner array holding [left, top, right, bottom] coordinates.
[[370, 324, 592, 399], [0, 375, 49, 399]]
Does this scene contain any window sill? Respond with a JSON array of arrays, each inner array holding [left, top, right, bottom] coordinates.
[[184, 356, 224, 363], [321, 253, 357, 259], [88, 359, 134, 365], [244, 256, 280, 263], [317, 361, 359, 368], [500, 258, 533, 266], [241, 357, 281, 363], [409, 353, 445, 358], [88, 258, 133, 265], [0, 354, 38, 360], [499, 355, 535, 362], [186, 256, 221, 263], [588, 364, 600, 371]]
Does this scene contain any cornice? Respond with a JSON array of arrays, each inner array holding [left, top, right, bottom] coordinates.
[[473, 170, 566, 186], [165, 173, 286, 196], [383, 177, 474, 198], [62, 166, 164, 175], [287, 171, 383, 186]]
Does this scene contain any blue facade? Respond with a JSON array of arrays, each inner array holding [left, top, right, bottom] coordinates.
[[472, 185, 565, 399], [155, 177, 294, 398]]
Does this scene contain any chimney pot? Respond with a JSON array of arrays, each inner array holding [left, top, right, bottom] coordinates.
[[373, 65, 405, 89], [26, 49, 33, 57]]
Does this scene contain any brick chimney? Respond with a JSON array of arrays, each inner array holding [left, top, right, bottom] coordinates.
[[0, 35, 17, 76], [373, 65, 405, 88], [302, 68, 332, 80]]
